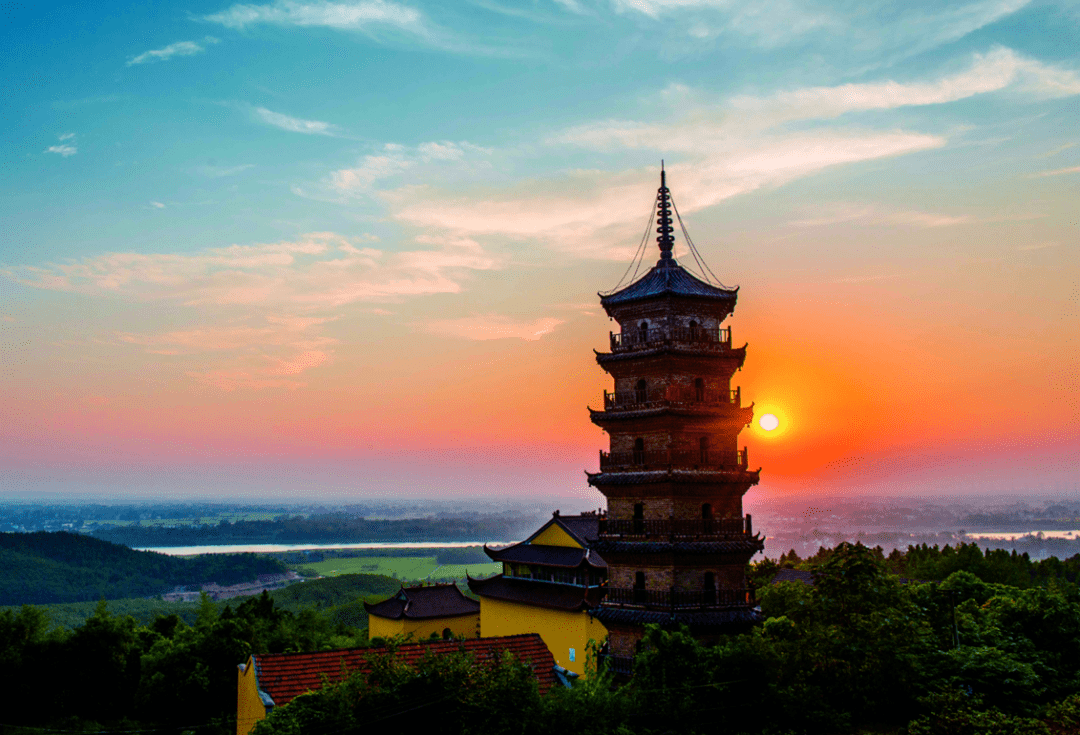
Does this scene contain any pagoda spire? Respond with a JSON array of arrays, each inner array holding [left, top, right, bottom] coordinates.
[[656, 162, 675, 262]]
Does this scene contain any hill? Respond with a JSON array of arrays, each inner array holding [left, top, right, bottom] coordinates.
[[0, 531, 285, 605]]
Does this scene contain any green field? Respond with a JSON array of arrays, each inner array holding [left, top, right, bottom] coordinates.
[[298, 555, 501, 581]]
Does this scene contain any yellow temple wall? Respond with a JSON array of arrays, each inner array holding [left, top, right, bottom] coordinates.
[[368, 612, 480, 641], [529, 524, 581, 548], [479, 596, 606, 678], [236, 657, 267, 735]]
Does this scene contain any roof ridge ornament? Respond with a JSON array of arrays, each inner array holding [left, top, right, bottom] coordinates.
[[656, 161, 675, 264]]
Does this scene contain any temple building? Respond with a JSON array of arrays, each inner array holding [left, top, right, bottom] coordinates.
[[587, 168, 765, 671], [364, 583, 480, 641], [468, 511, 608, 678]]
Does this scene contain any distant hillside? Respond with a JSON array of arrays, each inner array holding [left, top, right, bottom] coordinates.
[[1, 572, 402, 629], [0, 531, 285, 605], [92, 513, 528, 546]]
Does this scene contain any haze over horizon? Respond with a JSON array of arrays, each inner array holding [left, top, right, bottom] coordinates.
[[1, 0, 1076, 504]]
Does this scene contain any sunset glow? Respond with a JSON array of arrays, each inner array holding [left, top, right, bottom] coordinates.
[[1, 2, 1077, 502]]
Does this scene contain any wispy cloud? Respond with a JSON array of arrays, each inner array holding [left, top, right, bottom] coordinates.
[[126, 37, 220, 66], [45, 133, 77, 157], [422, 314, 565, 341], [606, 0, 1029, 59], [328, 140, 490, 194], [204, 0, 427, 34], [192, 163, 255, 177], [6, 232, 499, 390], [1028, 165, 1080, 178], [149, 201, 166, 209], [788, 203, 972, 229], [5, 231, 498, 307], [252, 106, 339, 135]]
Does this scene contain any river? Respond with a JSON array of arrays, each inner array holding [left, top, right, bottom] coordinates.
[[136, 541, 506, 556]]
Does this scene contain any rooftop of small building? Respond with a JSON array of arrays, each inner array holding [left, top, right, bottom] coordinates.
[[484, 541, 607, 569], [248, 633, 559, 707], [363, 582, 480, 621]]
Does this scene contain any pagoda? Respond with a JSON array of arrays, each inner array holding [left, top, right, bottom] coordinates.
[[588, 167, 764, 671]]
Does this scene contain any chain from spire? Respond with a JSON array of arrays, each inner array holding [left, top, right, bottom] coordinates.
[[656, 162, 675, 262]]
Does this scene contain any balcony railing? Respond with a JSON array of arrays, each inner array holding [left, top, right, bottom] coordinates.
[[610, 326, 732, 352], [601, 654, 635, 676], [599, 448, 748, 472], [602, 586, 754, 610], [598, 516, 751, 538], [603, 386, 740, 410]]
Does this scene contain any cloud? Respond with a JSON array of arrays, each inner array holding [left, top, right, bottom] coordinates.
[[45, 144, 77, 157], [387, 131, 945, 256], [192, 163, 255, 177], [150, 201, 166, 209], [1028, 165, 1080, 178], [606, 0, 1029, 57], [126, 37, 219, 66], [788, 203, 972, 228], [45, 133, 77, 157], [5, 231, 498, 308], [204, 0, 427, 34], [328, 141, 490, 194], [422, 314, 565, 341], [252, 106, 339, 135]]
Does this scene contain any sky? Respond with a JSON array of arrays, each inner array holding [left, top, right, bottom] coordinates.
[[1, 0, 1077, 505]]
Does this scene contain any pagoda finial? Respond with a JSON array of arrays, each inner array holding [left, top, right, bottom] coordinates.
[[656, 162, 674, 262]]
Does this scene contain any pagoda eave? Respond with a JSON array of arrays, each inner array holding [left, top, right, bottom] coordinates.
[[588, 405, 754, 425], [592, 606, 762, 629], [586, 468, 761, 487], [595, 344, 747, 367]]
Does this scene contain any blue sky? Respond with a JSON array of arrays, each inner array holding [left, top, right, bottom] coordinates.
[[1, 0, 1078, 501]]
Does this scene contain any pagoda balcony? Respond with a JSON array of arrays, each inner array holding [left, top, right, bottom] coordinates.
[[598, 515, 752, 539], [603, 386, 740, 411], [610, 326, 732, 352], [598, 447, 748, 472], [602, 586, 754, 610]]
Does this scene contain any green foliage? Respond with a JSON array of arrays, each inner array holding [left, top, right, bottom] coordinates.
[[0, 531, 285, 604]]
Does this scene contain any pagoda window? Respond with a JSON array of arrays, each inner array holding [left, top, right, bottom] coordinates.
[[689, 320, 698, 340], [704, 572, 716, 605], [635, 379, 648, 404], [638, 321, 648, 344], [634, 571, 646, 603], [633, 502, 644, 533], [702, 503, 712, 520], [694, 377, 705, 402], [633, 438, 645, 465], [699, 436, 709, 464]]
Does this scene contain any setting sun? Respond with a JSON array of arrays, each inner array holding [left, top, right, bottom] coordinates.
[[759, 414, 780, 431]]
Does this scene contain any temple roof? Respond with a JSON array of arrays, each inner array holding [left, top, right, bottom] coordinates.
[[248, 634, 559, 706], [363, 583, 479, 620], [600, 259, 738, 309], [485, 542, 607, 569], [467, 574, 605, 612]]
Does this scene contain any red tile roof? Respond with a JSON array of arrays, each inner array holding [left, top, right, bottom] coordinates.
[[252, 634, 557, 707]]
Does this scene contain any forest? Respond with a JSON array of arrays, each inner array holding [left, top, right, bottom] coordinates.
[[5, 542, 1080, 734], [0, 532, 285, 605]]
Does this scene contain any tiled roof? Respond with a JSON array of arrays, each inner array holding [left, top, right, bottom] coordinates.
[[595, 344, 747, 365], [252, 634, 558, 707], [557, 513, 601, 544], [592, 606, 762, 628], [591, 538, 765, 555], [484, 542, 606, 569], [600, 260, 738, 308], [772, 568, 815, 586], [467, 574, 604, 612], [363, 583, 480, 620]]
